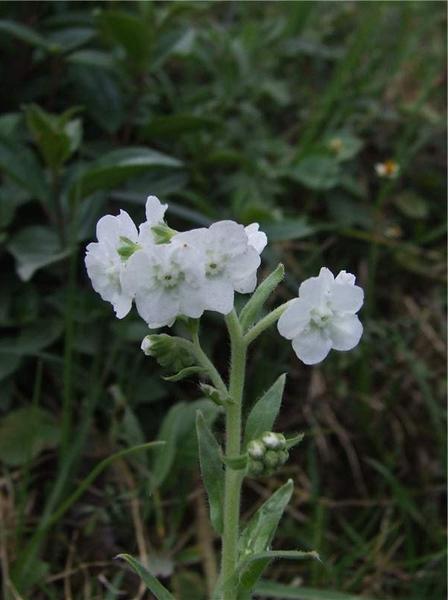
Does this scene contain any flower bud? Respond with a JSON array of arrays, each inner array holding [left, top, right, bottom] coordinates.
[[261, 431, 286, 450], [264, 450, 280, 469], [248, 459, 265, 476], [141, 334, 195, 372], [247, 440, 265, 459]]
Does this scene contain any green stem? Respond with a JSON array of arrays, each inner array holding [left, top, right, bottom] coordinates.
[[244, 300, 294, 346], [221, 310, 246, 598], [188, 334, 228, 395]]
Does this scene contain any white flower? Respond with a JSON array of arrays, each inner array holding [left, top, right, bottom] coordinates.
[[374, 160, 399, 179], [141, 335, 153, 355], [278, 267, 364, 365], [245, 223, 268, 254], [85, 210, 139, 318], [174, 221, 261, 315], [121, 238, 206, 328], [138, 195, 169, 245]]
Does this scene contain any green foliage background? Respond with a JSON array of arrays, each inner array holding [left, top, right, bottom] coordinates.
[[0, 2, 445, 599]]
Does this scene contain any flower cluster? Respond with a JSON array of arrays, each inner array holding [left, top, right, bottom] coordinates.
[[85, 196, 267, 328], [277, 267, 364, 365], [247, 432, 289, 476]]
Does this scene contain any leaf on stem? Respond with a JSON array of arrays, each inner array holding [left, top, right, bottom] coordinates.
[[244, 374, 286, 447], [240, 264, 285, 332], [163, 366, 207, 382], [115, 554, 175, 600], [232, 479, 294, 596], [195, 411, 224, 534]]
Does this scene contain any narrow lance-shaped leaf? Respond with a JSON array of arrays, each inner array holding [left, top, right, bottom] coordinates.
[[244, 374, 286, 447], [115, 554, 175, 600], [255, 580, 377, 600], [196, 411, 224, 534], [240, 264, 285, 332], [150, 403, 188, 490], [230, 479, 294, 598]]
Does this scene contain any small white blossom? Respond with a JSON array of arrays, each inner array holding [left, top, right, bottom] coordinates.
[[375, 160, 399, 179], [85, 210, 139, 318], [121, 238, 206, 328], [174, 221, 261, 315], [248, 440, 265, 459], [278, 267, 364, 365]]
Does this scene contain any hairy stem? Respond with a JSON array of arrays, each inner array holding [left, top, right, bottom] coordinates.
[[221, 310, 246, 598]]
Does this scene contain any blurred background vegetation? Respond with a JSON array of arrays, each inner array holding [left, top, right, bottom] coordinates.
[[0, 2, 446, 599]]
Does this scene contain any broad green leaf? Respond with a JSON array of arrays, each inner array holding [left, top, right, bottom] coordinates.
[[196, 411, 224, 533], [0, 139, 50, 202], [24, 104, 82, 169], [288, 156, 341, 190], [238, 479, 294, 558], [255, 580, 377, 600], [0, 406, 60, 466], [99, 11, 153, 69], [7, 226, 70, 281], [151, 403, 188, 489], [0, 19, 58, 52], [163, 366, 207, 382], [240, 264, 285, 332], [115, 554, 174, 600], [244, 374, 286, 446], [70, 147, 182, 200], [263, 218, 316, 242]]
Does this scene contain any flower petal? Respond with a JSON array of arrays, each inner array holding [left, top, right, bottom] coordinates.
[[277, 298, 312, 340], [329, 282, 364, 313], [203, 278, 234, 314], [135, 287, 179, 328], [328, 314, 363, 351], [299, 267, 334, 305], [291, 328, 332, 365], [145, 195, 168, 225], [245, 223, 268, 254], [96, 210, 137, 246]]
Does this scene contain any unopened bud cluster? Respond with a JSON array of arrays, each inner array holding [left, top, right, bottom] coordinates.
[[247, 432, 289, 476]]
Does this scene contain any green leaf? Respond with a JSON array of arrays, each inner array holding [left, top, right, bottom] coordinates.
[[99, 11, 153, 69], [24, 104, 82, 169], [163, 366, 207, 382], [244, 374, 286, 446], [0, 355, 21, 382], [115, 554, 175, 600], [66, 49, 116, 70], [238, 479, 294, 558], [0, 406, 60, 466], [237, 550, 319, 596], [7, 226, 70, 281], [0, 19, 58, 52], [231, 480, 296, 598], [285, 433, 305, 450], [150, 403, 188, 489], [0, 139, 50, 202], [196, 411, 225, 534], [240, 264, 285, 332], [288, 156, 341, 190], [0, 318, 63, 355], [255, 580, 377, 600], [70, 147, 182, 200]]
